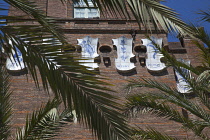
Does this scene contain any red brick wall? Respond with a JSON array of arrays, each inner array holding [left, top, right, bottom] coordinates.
[[7, 0, 202, 139], [9, 37, 199, 139], [47, 0, 67, 18]]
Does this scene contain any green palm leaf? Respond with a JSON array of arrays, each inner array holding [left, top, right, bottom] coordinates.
[[16, 98, 61, 140], [3, 21, 130, 140], [198, 9, 210, 23], [94, 0, 192, 34], [125, 92, 210, 139], [128, 78, 210, 121], [73, 0, 192, 34], [1, 1, 131, 139], [124, 38, 210, 139], [4, 0, 66, 43], [127, 0, 191, 33], [131, 127, 176, 140], [190, 26, 210, 69], [0, 66, 12, 140], [195, 70, 210, 110]]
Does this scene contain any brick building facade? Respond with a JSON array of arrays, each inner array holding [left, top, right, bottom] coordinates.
[[7, 0, 201, 139]]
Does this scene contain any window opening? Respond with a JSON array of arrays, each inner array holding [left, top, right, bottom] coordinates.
[[74, 0, 100, 18]]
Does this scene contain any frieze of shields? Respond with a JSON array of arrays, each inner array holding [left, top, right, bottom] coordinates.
[[142, 36, 166, 71], [175, 59, 192, 93], [77, 36, 99, 70], [113, 36, 135, 71], [6, 38, 26, 71]]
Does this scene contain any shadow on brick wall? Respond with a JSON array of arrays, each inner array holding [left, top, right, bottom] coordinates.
[[117, 69, 137, 76], [148, 69, 168, 76], [7, 68, 28, 76]]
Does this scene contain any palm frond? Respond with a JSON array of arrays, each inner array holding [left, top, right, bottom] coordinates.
[[128, 78, 210, 122], [196, 70, 210, 91], [190, 25, 210, 47], [131, 127, 176, 140], [195, 70, 210, 110], [16, 98, 61, 140], [188, 26, 210, 70], [150, 37, 200, 75], [71, 0, 193, 34], [12, 27, 131, 139], [1, 1, 131, 139], [125, 93, 210, 139], [127, 78, 181, 97], [96, 0, 128, 18], [125, 93, 187, 122], [0, 66, 12, 140], [4, 0, 66, 43], [198, 9, 210, 23], [147, 37, 204, 96], [126, 0, 192, 34], [1, 29, 131, 139]]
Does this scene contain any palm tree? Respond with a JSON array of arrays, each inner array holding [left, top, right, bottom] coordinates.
[[124, 10, 210, 139], [0, 0, 198, 139], [1, 0, 131, 139]]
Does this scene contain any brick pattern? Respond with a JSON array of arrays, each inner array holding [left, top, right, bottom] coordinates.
[[8, 39, 200, 139], [10, 73, 50, 136], [47, 0, 67, 18]]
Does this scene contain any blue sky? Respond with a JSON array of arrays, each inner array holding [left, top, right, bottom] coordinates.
[[162, 0, 210, 42], [0, 1, 8, 16], [0, 0, 210, 42]]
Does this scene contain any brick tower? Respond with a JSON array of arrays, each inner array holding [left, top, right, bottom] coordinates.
[[7, 0, 201, 139]]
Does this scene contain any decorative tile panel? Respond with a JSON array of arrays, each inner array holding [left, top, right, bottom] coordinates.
[[77, 36, 99, 70], [113, 36, 135, 71], [175, 59, 192, 93], [142, 36, 166, 71]]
